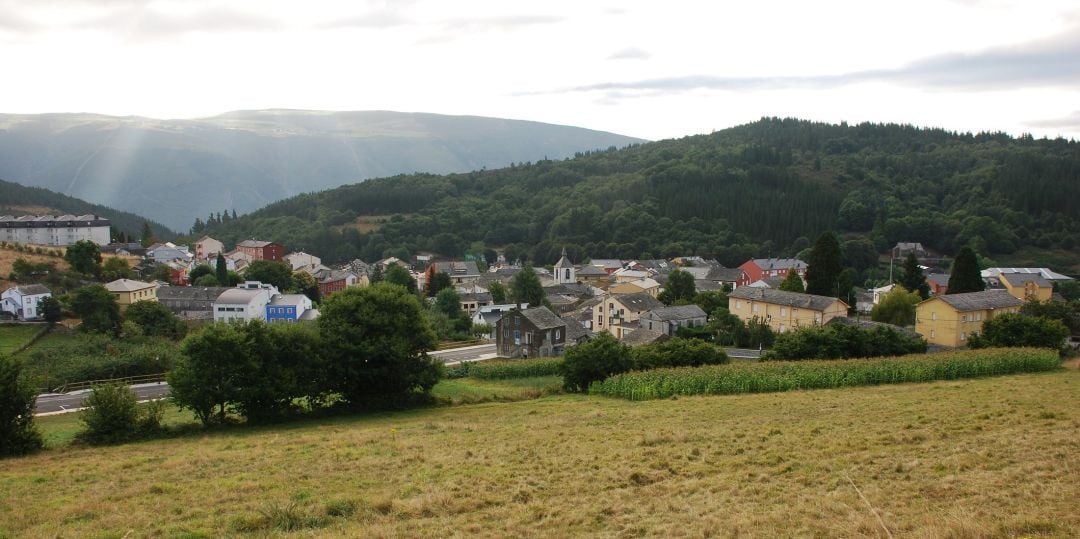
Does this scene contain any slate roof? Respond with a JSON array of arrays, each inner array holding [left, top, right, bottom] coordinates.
[[589, 259, 623, 270], [461, 292, 493, 303], [519, 306, 567, 330], [620, 328, 670, 346], [554, 248, 574, 269], [933, 289, 1023, 311], [705, 267, 745, 282], [728, 287, 844, 311], [561, 319, 593, 342], [13, 284, 50, 296], [105, 279, 156, 293], [751, 258, 807, 271], [237, 240, 276, 248], [433, 261, 480, 276], [299, 309, 320, 321], [644, 304, 707, 321], [157, 286, 229, 302], [926, 274, 950, 286], [576, 264, 609, 277], [215, 288, 269, 305], [616, 292, 664, 312], [543, 283, 593, 297], [270, 294, 309, 307], [999, 272, 1051, 288]]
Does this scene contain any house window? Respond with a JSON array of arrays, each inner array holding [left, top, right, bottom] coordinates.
[[814, 313, 821, 323], [930, 329, 936, 338], [555, 329, 561, 340], [736, 300, 742, 309], [779, 324, 786, 333], [961, 314, 967, 322], [752, 303, 760, 313], [960, 332, 966, 340], [931, 312, 937, 321], [780, 307, 787, 316], [525, 332, 532, 344]]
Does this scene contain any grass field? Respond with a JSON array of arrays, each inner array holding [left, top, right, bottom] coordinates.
[[3, 369, 1077, 537], [0, 324, 44, 356]]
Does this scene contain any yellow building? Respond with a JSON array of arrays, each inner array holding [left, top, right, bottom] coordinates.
[[105, 278, 158, 310], [997, 273, 1053, 302], [591, 292, 664, 339], [608, 278, 661, 297], [727, 288, 848, 333], [915, 289, 1022, 347]]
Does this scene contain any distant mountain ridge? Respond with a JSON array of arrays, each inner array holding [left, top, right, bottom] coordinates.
[[0, 110, 645, 230], [0, 179, 175, 240]]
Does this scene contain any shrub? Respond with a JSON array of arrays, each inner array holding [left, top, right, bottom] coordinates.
[[559, 333, 631, 392], [0, 354, 44, 457], [764, 323, 926, 360], [631, 338, 729, 370], [21, 333, 179, 391], [591, 348, 1060, 400], [969, 313, 1069, 350], [79, 383, 139, 444]]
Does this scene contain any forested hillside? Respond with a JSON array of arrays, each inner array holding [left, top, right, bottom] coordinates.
[[196, 118, 1080, 272], [0, 179, 174, 240], [0, 110, 643, 229]]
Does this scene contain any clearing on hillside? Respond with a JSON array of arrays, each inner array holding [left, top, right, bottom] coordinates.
[[1, 371, 1077, 537]]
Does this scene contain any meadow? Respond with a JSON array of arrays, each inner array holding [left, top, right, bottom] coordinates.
[[3, 369, 1077, 537], [0, 324, 44, 356]]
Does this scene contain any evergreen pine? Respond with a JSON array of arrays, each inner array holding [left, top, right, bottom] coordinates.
[[946, 247, 985, 294], [899, 253, 930, 299], [778, 270, 805, 293], [805, 232, 844, 297], [215, 253, 228, 285]]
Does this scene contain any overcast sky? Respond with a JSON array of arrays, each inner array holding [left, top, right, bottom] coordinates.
[[2, 0, 1079, 140]]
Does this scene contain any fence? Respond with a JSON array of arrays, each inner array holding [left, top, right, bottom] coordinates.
[[51, 372, 167, 394]]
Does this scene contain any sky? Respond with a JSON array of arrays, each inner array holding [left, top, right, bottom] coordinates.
[[1, 0, 1079, 141]]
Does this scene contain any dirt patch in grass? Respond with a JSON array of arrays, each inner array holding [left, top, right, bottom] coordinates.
[[2, 371, 1078, 537]]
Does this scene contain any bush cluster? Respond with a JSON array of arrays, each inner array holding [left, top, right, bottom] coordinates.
[[169, 283, 442, 425], [21, 334, 180, 391], [763, 323, 927, 361], [590, 348, 1061, 400], [559, 335, 728, 392], [77, 384, 166, 444], [450, 358, 563, 380], [0, 354, 43, 457]]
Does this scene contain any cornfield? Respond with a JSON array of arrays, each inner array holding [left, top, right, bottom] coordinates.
[[452, 358, 563, 380], [589, 348, 1061, 400]]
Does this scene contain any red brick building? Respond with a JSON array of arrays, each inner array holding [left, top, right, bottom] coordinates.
[[737, 258, 808, 287], [235, 240, 284, 262]]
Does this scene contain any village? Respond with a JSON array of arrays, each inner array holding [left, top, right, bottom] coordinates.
[[4, 214, 1076, 358]]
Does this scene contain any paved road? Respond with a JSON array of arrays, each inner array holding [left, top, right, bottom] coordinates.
[[35, 382, 171, 415], [430, 343, 497, 364]]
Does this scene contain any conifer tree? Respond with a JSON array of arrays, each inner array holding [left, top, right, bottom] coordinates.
[[805, 232, 844, 297], [947, 247, 985, 294], [778, 270, 805, 293], [899, 253, 930, 299]]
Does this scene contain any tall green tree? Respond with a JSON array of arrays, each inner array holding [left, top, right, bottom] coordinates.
[[243, 260, 293, 291], [488, 281, 507, 303], [871, 286, 921, 326], [510, 265, 545, 307], [169, 323, 252, 425], [658, 268, 696, 305], [140, 221, 156, 248], [947, 247, 985, 294], [778, 271, 805, 293], [318, 283, 441, 405], [215, 253, 228, 284], [805, 231, 844, 297], [124, 300, 187, 339], [39, 296, 62, 327], [559, 333, 631, 392], [71, 285, 121, 336], [0, 354, 43, 457], [898, 253, 930, 299], [434, 287, 463, 318], [64, 240, 102, 277], [189, 264, 213, 283], [426, 271, 452, 297], [101, 257, 132, 281], [384, 264, 417, 293]]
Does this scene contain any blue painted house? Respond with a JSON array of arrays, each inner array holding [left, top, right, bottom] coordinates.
[[265, 294, 313, 323]]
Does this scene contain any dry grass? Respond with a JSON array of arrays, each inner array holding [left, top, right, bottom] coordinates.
[[333, 214, 412, 234], [0, 245, 139, 289], [2, 371, 1078, 537]]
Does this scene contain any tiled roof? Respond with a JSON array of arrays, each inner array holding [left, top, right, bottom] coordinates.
[[105, 279, 156, 293], [933, 289, 1023, 311], [616, 292, 664, 312], [999, 272, 1051, 288], [13, 284, 50, 296], [728, 287, 844, 311]]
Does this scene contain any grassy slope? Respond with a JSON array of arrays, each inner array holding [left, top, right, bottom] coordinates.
[[3, 371, 1078, 537], [0, 325, 42, 355]]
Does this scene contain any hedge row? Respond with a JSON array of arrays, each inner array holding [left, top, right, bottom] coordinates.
[[589, 348, 1061, 400], [447, 358, 563, 380]]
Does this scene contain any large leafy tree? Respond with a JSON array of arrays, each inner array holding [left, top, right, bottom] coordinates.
[[71, 285, 121, 336], [488, 282, 508, 303], [947, 247, 985, 294], [510, 265, 545, 307], [384, 264, 417, 293], [101, 257, 132, 281], [64, 240, 103, 277], [558, 333, 631, 392], [898, 253, 930, 299], [124, 300, 187, 339], [318, 283, 441, 405], [805, 231, 844, 297], [871, 286, 921, 326], [0, 354, 44, 457], [243, 260, 294, 291], [39, 296, 62, 327], [169, 323, 253, 425], [434, 287, 462, 318], [658, 268, 696, 305], [189, 264, 213, 283], [290, 271, 321, 302]]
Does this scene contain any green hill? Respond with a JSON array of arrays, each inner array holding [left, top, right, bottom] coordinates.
[[0, 179, 175, 240], [0, 110, 644, 230], [197, 118, 1080, 273]]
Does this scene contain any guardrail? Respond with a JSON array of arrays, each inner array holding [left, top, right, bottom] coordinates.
[[52, 373, 167, 394]]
